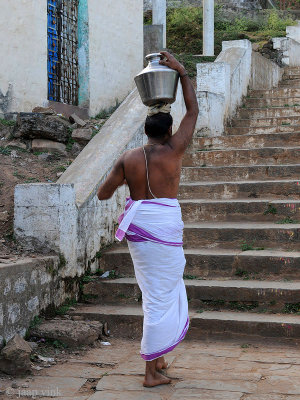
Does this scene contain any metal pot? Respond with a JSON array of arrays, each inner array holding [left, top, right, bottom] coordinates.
[[134, 53, 179, 106]]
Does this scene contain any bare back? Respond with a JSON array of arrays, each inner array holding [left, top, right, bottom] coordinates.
[[97, 51, 199, 203], [123, 144, 182, 200]]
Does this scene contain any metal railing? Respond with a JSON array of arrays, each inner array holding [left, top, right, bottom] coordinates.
[[47, 0, 79, 105]]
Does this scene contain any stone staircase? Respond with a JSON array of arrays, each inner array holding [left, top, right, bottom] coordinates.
[[71, 66, 300, 341]]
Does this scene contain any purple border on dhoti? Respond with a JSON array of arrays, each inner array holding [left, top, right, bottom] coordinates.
[[126, 223, 183, 247], [140, 316, 189, 361]]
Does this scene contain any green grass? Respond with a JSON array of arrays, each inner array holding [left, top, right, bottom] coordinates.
[[94, 100, 120, 120], [0, 118, 16, 127], [283, 302, 300, 314], [55, 298, 77, 316], [235, 268, 250, 279], [183, 274, 198, 280], [241, 241, 265, 251], [276, 217, 299, 224], [66, 137, 75, 152], [264, 204, 277, 215], [165, 6, 296, 76], [0, 146, 11, 155]]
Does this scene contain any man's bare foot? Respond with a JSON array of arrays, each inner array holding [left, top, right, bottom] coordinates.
[[143, 371, 171, 388], [156, 356, 168, 370]]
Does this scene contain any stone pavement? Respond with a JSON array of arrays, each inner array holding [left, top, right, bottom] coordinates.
[[1, 337, 300, 399]]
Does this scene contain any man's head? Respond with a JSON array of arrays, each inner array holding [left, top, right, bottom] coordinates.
[[144, 112, 173, 139]]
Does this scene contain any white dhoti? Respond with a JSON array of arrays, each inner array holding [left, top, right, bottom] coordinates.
[[116, 197, 189, 361]]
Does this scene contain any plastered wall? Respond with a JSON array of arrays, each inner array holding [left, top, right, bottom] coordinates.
[[88, 0, 144, 116], [0, 0, 48, 114]]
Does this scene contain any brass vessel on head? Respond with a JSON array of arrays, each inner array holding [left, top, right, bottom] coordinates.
[[134, 53, 179, 107]]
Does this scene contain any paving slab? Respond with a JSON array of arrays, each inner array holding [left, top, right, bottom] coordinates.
[[244, 396, 300, 400], [169, 388, 243, 399], [1, 376, 86, 398], [239, 351, 300, 364], [38, 361, 111, 379], [88, 391, 163, 399], [166, 367, 262, 382], [174, 378, 257, 393], [96, 374, 173, 395], [257, 375, 300, 395]]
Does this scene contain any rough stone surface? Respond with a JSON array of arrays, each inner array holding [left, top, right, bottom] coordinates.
[[5, 140, 27, 150], [30, 319, 103, 347], [72, 128, 92, 144], [31, 139, 66, 155], [0, 256, 75, 347], [71, 142, 84, 157], [32, 106, 55, 115], [69, 113, 86, 127], [13, 113, 71, 143], [0, 334, 32, 375]]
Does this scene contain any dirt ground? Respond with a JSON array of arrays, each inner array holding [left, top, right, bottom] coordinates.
[[0, 126, 74, 257]]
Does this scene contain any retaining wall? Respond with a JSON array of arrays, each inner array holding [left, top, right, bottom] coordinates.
[[0, 256, 77, 346]]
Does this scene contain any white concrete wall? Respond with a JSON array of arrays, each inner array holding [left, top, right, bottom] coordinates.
[[250, 52, 283, 90], [196, 62, 230, 136], [88, 0, 144, 117], [288, 38, 300, 68], [196, 39, 251, 136], [0, 0, 48, 114], [286, 21, 300, 44], [272, 22, 300, 67], [219, 39, 252, 117]]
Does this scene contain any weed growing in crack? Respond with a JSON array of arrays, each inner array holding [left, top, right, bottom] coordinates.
[[264, 204, 277, 215], [276, 217, 299, 224]]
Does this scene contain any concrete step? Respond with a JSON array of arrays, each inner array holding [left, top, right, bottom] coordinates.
[[69, 304, 300, 339], [230, 115, 300, 128], [183, 222, 300, 250], [183, 147, 300, 167], [190, 132, 300, 151], [285, 66, 300, 75], [98, 247, 300, 280], [283, 73, 300, 80], [181, 164, 300, 182], [180, 199, 300, 222], [225, 125, 300, 135], [237, 106, 300, 119], [244, 97, 300, 108], [249, 87, 300, 98], [81, 277, 300, 312], [279, 79, 300, 86], [178, 179, 300, 200], [189, 310, 300, 340]]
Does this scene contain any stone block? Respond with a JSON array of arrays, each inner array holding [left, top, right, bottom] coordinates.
[[14, 113, 71, 143], [0, 334, 32, 375], [69, 113, 86, 127], [5, 140, 27, 150], [72, 128, 92, 144], [31, 139, 66, 155], [30, 319, 103, 347]]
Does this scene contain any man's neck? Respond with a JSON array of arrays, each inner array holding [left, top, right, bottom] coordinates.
[[147, 137, 168, 146]]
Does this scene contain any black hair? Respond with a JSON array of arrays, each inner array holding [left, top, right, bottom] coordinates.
[[144, 112, 173, 138]]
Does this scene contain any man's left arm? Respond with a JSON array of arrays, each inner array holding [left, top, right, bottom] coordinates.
[[97, 155, 126, 200]]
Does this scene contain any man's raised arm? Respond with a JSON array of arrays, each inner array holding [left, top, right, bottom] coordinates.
[[160, 51, 199, 155]]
